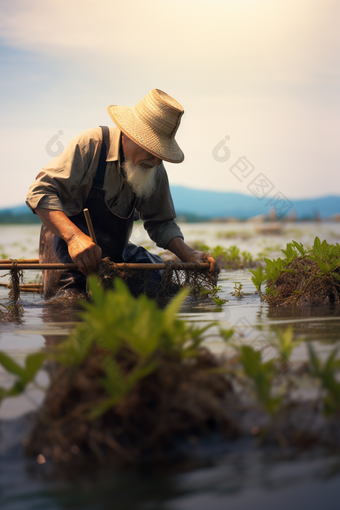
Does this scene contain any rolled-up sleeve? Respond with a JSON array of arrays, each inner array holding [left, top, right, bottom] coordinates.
[[138, 165, 184, 249], [26, 129, 101, 216]]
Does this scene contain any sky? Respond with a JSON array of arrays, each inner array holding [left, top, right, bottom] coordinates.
[[0, 0, 339, 208]]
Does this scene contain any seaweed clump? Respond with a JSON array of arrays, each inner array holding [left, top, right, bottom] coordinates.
[[23, 277, 236, 466], [97, 257, 218, 304], [0, 263, 24, 323], [250, 237, 340, 307]]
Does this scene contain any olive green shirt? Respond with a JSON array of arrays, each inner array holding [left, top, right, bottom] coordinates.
[[26, 127, 183, 249]]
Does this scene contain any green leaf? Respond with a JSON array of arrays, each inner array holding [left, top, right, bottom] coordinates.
[[238, 345, 279, 415], [24, 353, 45, 382], [213, 297, 228, 306], [0, 352, 24, 377], [99, 358, 127, 398], [307, 343, 321, 373], [249, 266, 267, 292], [86, 275, 105, 307], [219, 327, 234, 342], [164, 288, 189, 325], [317, 260, 330, 274], [292, 240, 307, 256], [272, 327, 302, 362], [331, 272, 340, 282], [86, 396, 118, 420], [0, 387, 8, 403], [126, 360, 158, 389]]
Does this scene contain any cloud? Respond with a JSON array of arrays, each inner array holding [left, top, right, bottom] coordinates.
[[0, 0, 339, 207], [0, 0, 335, 91]]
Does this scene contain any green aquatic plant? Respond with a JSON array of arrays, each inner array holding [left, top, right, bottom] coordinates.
[[231, 282, 244, 298], [241, 251, 253, 264], [249, 266, 267, 293], [213, 296, 228, 306], [238, 345, 281, 415], [0, 277, 225, 414], [216, 230, 252, 240], [191, 241, 210, 253], [250, 237, 340, 306], [190, 242, 258, 269], [257, 244, 282, 259], [23, 278, 238, 463], [308, 344, 340, 416], [200, 284, 228, 306], [0, 351, 45, 402], [271, 327, 302, 363]]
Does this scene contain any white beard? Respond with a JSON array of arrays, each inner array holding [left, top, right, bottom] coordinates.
[[123, 160, 158, 200]]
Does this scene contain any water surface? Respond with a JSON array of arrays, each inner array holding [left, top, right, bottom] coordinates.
[[1, 222, 340, 509]]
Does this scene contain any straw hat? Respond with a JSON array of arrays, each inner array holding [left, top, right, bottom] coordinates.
[[107, 89, 184, 163]]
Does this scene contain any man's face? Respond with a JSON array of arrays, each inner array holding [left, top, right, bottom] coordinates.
[[121, 134, 162, 168]]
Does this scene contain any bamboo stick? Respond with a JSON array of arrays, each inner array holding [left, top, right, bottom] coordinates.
[[0, 282, 42, 290], [0, 258, 39, 264], [0, 262, 210, 271], [83, 208, 97, 244]]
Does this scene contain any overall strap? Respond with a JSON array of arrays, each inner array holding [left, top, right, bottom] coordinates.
[[92, 126, 110, 188]]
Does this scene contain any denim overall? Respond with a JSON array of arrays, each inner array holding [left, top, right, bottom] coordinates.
[[39, 126, 163, 299]]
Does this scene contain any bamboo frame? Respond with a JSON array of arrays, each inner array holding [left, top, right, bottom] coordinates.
[[0, 262, 210, 271]]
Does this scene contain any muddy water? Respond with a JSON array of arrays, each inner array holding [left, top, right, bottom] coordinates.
[[1, 222, 340, 509]]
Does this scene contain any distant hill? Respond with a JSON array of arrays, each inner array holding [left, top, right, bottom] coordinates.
[[0, 205, 41, 224], [0, 188, 340, 223], [171, 186, 340, 220]]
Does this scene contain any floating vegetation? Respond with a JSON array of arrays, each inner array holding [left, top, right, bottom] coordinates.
[[257, 244, 282, 259], [283, 228, 304, 238], [216, 230, 253, 241], [250, 237, 340, 307], [1, 280, 340, 466], [231, 282, 244, 298], [190, 243, 257, 269], [200, 284, 229, 305]]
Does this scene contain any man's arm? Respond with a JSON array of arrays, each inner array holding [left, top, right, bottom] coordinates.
[[35, 209, 102, 275], [167, 237, 219, 274]]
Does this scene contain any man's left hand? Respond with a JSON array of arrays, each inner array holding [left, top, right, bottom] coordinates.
[[167, 237, 220, 275], [184, 249, 220, 275]]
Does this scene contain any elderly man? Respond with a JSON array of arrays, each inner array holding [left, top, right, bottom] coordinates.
[[26, 89, 218, 298]]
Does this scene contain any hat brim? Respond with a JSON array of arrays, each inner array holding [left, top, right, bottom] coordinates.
[[107, 105, 184, 164]]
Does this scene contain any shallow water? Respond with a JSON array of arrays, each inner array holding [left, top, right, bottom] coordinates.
[[1, 222, 340, 509]]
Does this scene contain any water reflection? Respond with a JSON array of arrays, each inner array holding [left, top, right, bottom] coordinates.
[[1, 411, 340, 510]]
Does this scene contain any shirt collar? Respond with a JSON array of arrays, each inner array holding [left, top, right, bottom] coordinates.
[[106, 127, 121, 162]]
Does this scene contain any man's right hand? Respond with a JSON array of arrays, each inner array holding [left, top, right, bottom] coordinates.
[[67, 232, 102, 275], [35, 208, 102, 275]]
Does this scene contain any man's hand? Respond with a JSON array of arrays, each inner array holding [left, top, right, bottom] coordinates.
[[167, 237, 220, 275], [67, 232, 102, 275], [35, 208, 102, 275]]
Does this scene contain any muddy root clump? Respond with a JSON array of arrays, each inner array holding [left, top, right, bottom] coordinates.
[[26, 346, 237, 466], [265, 258, 340, 307]]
